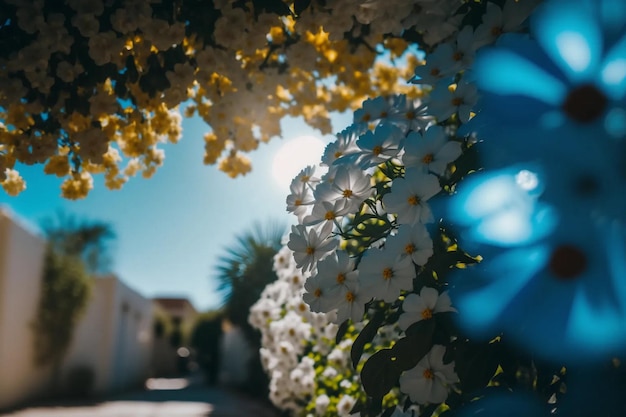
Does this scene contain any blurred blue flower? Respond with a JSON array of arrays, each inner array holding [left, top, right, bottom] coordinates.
[[469, 0, 626, 139], [448, 168, 626, 364]]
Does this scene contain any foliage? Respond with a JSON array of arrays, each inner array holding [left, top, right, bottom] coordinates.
[[249, 246, 408, 416], [215, 220, 285, 329], [41, 212, 116, 274], [0, 0, 441, 198], [32, 246, 91, 369]]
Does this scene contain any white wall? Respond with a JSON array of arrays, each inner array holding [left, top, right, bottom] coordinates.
[[0, 208, 154, 409], [0, 209, 51, 409], [63, 276, 154, 395]]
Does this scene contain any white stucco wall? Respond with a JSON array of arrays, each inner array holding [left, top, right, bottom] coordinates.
[[62, 276, 154, 395], [0, 208, 154, 408], [0, 209, 51, 410]]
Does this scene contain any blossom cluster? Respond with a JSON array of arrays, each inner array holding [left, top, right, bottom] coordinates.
[[0, 0, 477, 198], [249, 245, 407, 416], [279, 0, 626, 415]]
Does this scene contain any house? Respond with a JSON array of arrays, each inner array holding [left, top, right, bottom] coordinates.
[[0, 208, 153, 409], [151, 297, 198, 376]]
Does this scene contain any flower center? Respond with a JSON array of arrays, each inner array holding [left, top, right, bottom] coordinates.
[[345, 291, 355, 302], [549, 245, 587, 279], [422, 153, 434, 164], [295, 199, 302, 206], [383, 267, 393, 280], [325, 211, 335, 220], [407, 195, 420, 206], [301, 175, 310, 183], [314, 288, 322, 297], [491, 26, 503, 37], [453, 51, 463, 61], [406, 110, 415, 120], [336, 273, 346, 284], [430, 68, 440, 77], [306, 246, 315, 255], [362, 114, 371, 122], [421, 308, 433, 320], [452, 97, 464, 106], [405, 243, 415, 254], [343, 189, 353, 198], [423, 368, 434, 379], [373, 145, 383, 156], [562, 84, 607, 122], [334, 151, 343, 158]]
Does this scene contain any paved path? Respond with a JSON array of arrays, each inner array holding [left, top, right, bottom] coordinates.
[[0, 377, 278, 417]]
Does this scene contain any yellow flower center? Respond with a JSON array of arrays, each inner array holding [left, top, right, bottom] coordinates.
[[430, 68, 440, 76], [422, 153, 434, 164], [423, 368, 434, 379], [491, 26, 503, 37], [325, 211, 335, 220], [373, 145, 383, 156], [407, 195, 420, 206], [301, 175, 310, 183], [343, 189, 353, 198], [336, 273, 346, 284], [295, 199, 302, 206], [306, 247, 315, 255], [383, 267, 393, 280], [405, 243, 415, 254], [345, 291, 355, 302], [334, 151, 343, 158], [422, 308, 433, 320], [453, 51, 464, 61], [314, 288, 322, 298]]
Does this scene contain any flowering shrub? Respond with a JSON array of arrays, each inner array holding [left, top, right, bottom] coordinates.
[[279, 0, 626, 416], [0, 0, 479, 198], [249, 245, 410, 416]]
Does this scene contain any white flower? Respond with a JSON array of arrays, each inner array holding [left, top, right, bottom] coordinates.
[[384, 223, 434, 266], [302, 199, 351, 227], [315, 394, 331, 415], [358, 249, 416, 302], [399, 345, 459, 405], [314, 166, 372, 212], [428, 79, 478, 124], [321, 125, 362, 166], [411, 43, 458, 85], [355, 123, 405, 169], [402, 126, 462, 176], [399, 287, 457, 331], [337, 394, 357, 417], [287, 224, 338, 272], [383, 169, 441, 225], [334, 280, 369, 323], [286, 185, 314, 222]]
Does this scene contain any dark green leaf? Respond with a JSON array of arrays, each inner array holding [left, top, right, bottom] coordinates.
[[361, 349, 401, 400], [336, 319, 349, 344], [455, 340, 502, 395], [294, 0, 311, 15], [351, 309, 385, 368], [392, 319, 435, 371]]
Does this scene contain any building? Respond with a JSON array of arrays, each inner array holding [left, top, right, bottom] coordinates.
[[0, 208, 153, 410]]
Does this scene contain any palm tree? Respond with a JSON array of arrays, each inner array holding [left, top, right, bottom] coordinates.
[[213, 220, 285, 397], [41, 212, 116, 274]]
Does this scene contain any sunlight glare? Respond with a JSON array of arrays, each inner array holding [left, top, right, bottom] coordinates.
[[272, 135, 326, 189]]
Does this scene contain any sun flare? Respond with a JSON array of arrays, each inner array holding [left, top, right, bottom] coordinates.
[[272, 135, 326, 189]]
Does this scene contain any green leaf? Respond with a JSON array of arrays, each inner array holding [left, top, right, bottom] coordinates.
[[336, 319, 349, 344], [351, 309, 385, 368], [361, 349, 401, 401], [392, 319, 435, 371], [293, 0, 311, 15], [455, 340, 502, 395]]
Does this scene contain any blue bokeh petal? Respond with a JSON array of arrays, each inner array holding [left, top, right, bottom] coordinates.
[[474, 48, 566, 105], [533, 0, 603, 81], [600, 33, 626, 99]]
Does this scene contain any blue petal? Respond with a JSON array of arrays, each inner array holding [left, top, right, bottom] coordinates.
[[533, 0, 603, 81], [474, 48, 566, 105], [600, 33, 626, 99], [452, 246, 549, 339]]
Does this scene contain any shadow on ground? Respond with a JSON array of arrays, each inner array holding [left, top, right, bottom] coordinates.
[[0, 375, 279, 417]]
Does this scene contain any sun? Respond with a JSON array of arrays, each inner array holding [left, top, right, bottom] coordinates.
[[272, 135, 326, 189]]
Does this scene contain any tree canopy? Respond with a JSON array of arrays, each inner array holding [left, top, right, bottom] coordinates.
[[0, 0, 453, 198]]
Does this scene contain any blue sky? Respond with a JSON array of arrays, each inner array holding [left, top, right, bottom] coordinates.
[[1, 112, 351, 311]]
